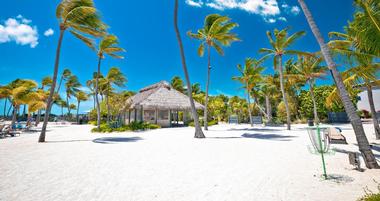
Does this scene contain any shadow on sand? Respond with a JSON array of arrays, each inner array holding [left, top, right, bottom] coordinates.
[[334, 147, 380, 158], [241, 133, 297, 141], [46, 139, 92, 143], [92, 137, 143, 144], [228, 128, 284, 132]]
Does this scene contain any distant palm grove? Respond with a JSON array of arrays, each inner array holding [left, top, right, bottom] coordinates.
[[0, 0, 379, 168]]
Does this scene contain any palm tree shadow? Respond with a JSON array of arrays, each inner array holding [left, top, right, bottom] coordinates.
[[241, 133, 297, 141], [228, 128, 284, 132], [92, 137, 143, 144]]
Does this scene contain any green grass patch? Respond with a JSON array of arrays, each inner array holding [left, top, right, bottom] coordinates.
[[91, 121, 161, 133]]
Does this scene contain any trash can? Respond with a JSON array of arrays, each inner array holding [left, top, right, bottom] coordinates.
[[307, 119, 314, 127]]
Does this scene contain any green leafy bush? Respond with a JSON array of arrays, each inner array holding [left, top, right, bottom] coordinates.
[[91, 122, 160, 133], [358, 181, 380, 201], [189, 119, 218, 127]]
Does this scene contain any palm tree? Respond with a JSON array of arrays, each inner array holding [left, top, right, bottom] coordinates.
[[233, 58, 265, 127], [65, 75, 81, 118], [36, 76, 53, 126], [56, 69, 72, 94], [94, 35, 125, 129], [187, 14, 239, 130], [341, 56, 380, 139], [259, 28, 305, 130], [298, 0, 379, 169], [191, 83, 201, 95], [288, 55, 327, 124], [260, 75, 278, 124], [75, 91, 88, 123], [170, 76, 184, 93], [0, 85, 11, 118], [39, 0, 107, 142], [102, 67, 127, 123], [174, 0, 205, 138]]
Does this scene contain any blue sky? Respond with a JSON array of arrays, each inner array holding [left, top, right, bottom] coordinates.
[[0, 0, 355, 114]]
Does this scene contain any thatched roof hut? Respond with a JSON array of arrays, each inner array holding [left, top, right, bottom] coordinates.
[[126, 81, 204, 110]]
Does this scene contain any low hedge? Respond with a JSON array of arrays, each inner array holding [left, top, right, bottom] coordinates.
[[91, 121, 161, 133], [189, 119, 218, 127]]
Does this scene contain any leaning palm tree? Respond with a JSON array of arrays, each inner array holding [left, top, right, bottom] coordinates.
[[259, 28, 305, 130], [174, 0, 205, 138], [75, 91, 88, 123], [187, 14, 239, 130], [39, 0, 107, 142], [260, 75, 278, 124], [288, 55, 327, 124], [298, 0, 379, 169], [232, 58, 264, 127], [64, 75, 81, 118], [102, 67, 127, 123], [36, 76, 52, 126], [93, 35, 125, 129], [56, 69, 72, 94]]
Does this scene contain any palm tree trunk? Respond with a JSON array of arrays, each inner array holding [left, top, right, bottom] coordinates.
[[7, 103, 12, 117], [77, 100, 80, 124], [367, 85, 380, 139], [3, 98, 7, 117], [204, 44, 211, 130], [56, 75, 64, 94], [174, 0, 205, 138], [36, 110, 41, 126], [278, 56, 291, 130], [22, 105, 26, 119], [11, 105, 17, 129], [95, 56, 102, 129], [39, 28, 65, 143], [246, 83, 253, 127], [66, 94, 70, 119], [309, 80, 320, 124], [265, 95, 272, 123], [106, 92, 110, 124], [298, 0, 379, 169]]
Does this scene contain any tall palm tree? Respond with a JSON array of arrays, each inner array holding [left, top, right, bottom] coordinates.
[[170, 76, 184, 93], [102, 67, 127, 123], [288, 55, 327, 124], [75, 91, 88, 123], [174, 0, 205, 138], [298, 0, 379, 169], [94, 35, 125, 129], [341, 56, 380, 139], [56, 69, 72, 94], [187, 14, 239, 130], [260, 75, 278, 124], [232, 58, 264, 127], [259, 28, 305, 130], [36, 76, 53, 126], [65, 75, 81, 118], [0, 85, 11, 118], [39, 0, 107, 142]]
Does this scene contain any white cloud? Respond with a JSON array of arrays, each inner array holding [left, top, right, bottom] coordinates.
[[0, 15, 38, 48], [290, 6, 300, 15], [186, 0, 203, 7], [264, 18, 276, 23], [187, 0, 280, 16], [281, 3, 288, 8], [44, 28, 54, 37], [278, 16, 287, 21]]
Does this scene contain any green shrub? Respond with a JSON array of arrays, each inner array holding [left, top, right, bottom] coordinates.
[[189, 119, 218, 127], [91, 122, 160, 133], [358, 181, 380, 201]]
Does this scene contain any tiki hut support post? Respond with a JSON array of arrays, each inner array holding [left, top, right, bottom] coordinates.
[[128, 110, 131, 124], [155, 108, 158, 124], [140, 105, 143, 122], [134, 109, 137, 122]]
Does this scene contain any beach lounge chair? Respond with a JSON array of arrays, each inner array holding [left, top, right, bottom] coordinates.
[[0, 124, 6, 138], [325, 127, 347, 144]]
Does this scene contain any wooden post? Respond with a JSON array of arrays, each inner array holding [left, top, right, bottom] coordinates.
[[176, 109, 179, 125], [140, 106, 143, 122], [128, 110, 131, 124], [134, 109, 137, 122], [155, 108, 158, 124]]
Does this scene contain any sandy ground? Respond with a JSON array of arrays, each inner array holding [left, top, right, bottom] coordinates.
[[0, 123, 379, 201]]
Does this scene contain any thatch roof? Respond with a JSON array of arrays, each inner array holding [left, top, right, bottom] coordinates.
[[126, 81, 204, 110]]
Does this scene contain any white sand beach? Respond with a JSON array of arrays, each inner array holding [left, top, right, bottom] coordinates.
[[0, 123, 379, 201]]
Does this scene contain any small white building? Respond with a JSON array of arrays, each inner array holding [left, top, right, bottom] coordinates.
[[357, 89, 380, 112], [124, 81, 204, 127]]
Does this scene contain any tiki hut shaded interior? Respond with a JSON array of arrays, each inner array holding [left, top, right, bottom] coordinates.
[[125, 81, 204, 127]]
